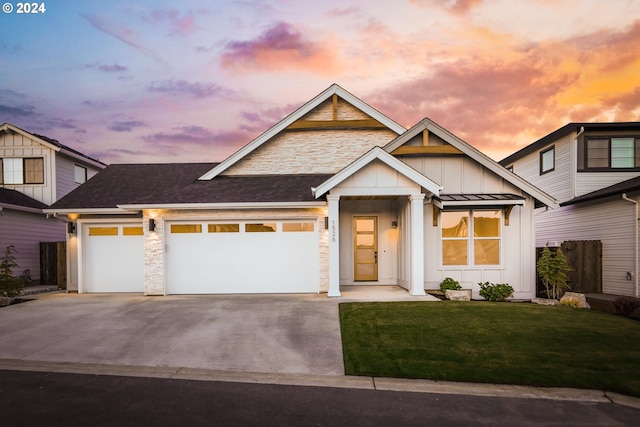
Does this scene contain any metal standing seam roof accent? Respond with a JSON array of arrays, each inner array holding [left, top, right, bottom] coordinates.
[[438, 194, 525, 202]]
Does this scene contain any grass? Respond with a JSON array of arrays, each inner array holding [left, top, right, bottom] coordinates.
[[339, 301, 640, 397]]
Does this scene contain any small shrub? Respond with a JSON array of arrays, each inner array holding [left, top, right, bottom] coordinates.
[[439, 277, 461, 292], [614, 296, 640, 316], [478, 282, 514, 302], [0, 245, 25, 298]]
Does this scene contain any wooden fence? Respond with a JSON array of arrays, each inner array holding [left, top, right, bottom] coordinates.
[[39, 241, 66, 289], [536, 240, 602, 297]]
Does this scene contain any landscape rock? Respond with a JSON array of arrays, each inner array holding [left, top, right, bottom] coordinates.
[[531, 298, 559, 306], [445, 289, 472, 301], [560, 292, 591, 309], [0, 297, 13, 307]]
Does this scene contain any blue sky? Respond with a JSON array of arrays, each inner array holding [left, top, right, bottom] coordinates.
[[1, 0, 639, 164]]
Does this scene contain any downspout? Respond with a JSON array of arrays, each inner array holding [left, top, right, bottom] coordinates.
[[622, 193, 639, 297], [574, 126, 584, 199]]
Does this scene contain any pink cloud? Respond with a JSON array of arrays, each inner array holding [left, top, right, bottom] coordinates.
[[147, 80, 237, 99], [220, 21, 344, 75], [146, 8, 197, 36]]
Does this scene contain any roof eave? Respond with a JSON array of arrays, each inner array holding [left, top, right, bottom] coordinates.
[[116, 201, 327, 210]]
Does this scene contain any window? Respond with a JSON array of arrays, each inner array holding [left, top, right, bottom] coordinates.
[[208, 224, 239, 233], [585, 137, 640, 170], [246, 223, 276, 232], [171, 224, 202, 233], [123, 227, 144, 236], [74, 165, 87, 184], [0, 158, 44, 184], [282, 222, 315, 232], [442, 210, 501, 266], [540, 146, 555, 174], [88, 227, 119, 236]]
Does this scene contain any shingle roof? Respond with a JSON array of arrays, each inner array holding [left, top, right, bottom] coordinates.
[[49, 163, 331, 210], [0, 188, 48, 209], [49, 163, 217, 209], [560, 176, 640, 206], [131, 174, 333, 205]]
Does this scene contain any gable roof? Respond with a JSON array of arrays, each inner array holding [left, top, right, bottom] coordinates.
[[0, 187, 48, 213], [560, 175, 640, 206], [499, 122, 640, 166], [47, 163, 216, 213], [121, 174, 332, 209], [384, 118, 556, 208], [313, 147, 442, 198], [0, 122, 106, 169], [198, 84, 406, 180]]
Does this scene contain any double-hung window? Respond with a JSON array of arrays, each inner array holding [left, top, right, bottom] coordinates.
[[442, 210, 501, 266]]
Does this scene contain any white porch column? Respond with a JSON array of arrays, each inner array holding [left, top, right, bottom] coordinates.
[[327, 195, 341, 297], [410, 194, 426, 296]]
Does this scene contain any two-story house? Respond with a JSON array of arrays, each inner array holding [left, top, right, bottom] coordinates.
[[0, 123, 106, 285], [500, 123, 640, 297]]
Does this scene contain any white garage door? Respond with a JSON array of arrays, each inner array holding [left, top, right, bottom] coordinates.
[[166, 220, 319, 294], [82, 222, 145, 293]]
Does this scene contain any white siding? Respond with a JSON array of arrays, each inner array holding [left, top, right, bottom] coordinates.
[[576, 171, 640, 197], [0, 209, 66, 281], [535, 197, 636, 296], [508, 133, 575, 202]]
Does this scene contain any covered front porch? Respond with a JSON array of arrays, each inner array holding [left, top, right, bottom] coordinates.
[[313, 147, 442, 298]]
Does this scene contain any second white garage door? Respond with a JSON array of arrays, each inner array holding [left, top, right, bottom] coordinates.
[[166, 220, 319, 294]]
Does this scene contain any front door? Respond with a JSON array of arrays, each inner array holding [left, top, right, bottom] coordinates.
[[354, 216, 378, 281]]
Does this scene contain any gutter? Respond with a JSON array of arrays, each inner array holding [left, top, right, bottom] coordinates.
[[622, 193, 639, 297]]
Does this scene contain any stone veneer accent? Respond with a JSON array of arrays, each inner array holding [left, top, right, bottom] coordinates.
[[224, 128, 398, 176], [143, 207, 329, 295]]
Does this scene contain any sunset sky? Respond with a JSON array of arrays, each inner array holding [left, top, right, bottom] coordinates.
[[1, 0, 639, 164]]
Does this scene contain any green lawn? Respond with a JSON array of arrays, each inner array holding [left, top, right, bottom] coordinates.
[[339, 301, 640, 397]]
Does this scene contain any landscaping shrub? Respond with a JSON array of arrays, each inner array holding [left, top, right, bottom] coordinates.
[[0, 245, 25, 298], [478, 282, 514, 302], [537, 245, 572, 299], [439, 277, 461, 292], [614, 296, 640, 316]]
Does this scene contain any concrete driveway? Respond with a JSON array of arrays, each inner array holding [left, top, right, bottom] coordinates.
[[0, 292, 345, 376]]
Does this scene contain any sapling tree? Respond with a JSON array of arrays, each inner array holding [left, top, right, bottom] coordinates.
[[0, 245, 24, 298], [537, 245, 572, 299]]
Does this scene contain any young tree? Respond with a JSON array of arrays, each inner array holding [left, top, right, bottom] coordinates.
[[537, 245, 572, 299], [0, 245, 25, 298]]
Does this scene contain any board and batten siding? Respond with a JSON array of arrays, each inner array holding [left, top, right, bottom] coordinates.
[[0, 131, 57, 205], [535, 197, 636, 296], [0, 209, 65, 281]]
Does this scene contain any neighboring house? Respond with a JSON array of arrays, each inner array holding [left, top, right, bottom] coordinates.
[[500, 122, 640, 297], [47, 84, 554, 298], [0, 123, 105, 284]]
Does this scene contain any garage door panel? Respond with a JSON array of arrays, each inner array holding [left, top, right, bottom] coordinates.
[[83, 223, 144, 293], [167, 221, 318, 294]]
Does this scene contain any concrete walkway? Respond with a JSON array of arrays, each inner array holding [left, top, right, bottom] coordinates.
[[1, 288, 639, 410]]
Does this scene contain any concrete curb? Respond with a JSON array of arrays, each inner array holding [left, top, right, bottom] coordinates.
[[2, 358, 639, 409]]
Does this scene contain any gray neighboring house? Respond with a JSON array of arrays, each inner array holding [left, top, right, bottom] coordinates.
[[500, 122, 640, 297], [0, 122, 106, 285]]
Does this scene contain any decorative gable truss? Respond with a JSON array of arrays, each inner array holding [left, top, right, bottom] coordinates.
[[198, 84, 406, 179]]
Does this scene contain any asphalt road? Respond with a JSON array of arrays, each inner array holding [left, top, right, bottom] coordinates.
[[1, 370, 638, 426]]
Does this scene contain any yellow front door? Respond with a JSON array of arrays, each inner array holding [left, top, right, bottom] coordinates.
[[354, 216, 378, 281]]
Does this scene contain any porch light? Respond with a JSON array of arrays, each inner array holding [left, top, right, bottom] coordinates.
[[392, 221, 398, 228], [149, 218, 156, 232], [67, 222, 76, 234]]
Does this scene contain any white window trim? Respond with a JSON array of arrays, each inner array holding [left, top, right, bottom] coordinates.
[[440, 210, 503, 268]]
